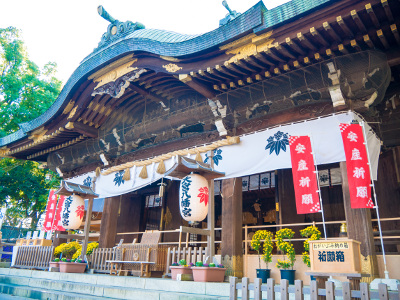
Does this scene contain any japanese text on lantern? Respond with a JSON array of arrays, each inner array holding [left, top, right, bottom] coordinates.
[[180, 176, 192, 217]]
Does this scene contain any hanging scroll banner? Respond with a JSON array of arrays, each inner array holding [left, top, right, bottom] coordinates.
[[339, 123, 374, 209], [289, 136, 320, 214], [52, 195, 66, 231], [43, 190, 58, 231]]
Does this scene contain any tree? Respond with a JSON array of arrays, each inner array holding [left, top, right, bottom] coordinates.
[[0, 27, 62, 229]]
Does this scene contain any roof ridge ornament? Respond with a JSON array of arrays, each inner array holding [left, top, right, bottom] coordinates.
[[96, 5, 145, 50], [219, 0, 241, 26]]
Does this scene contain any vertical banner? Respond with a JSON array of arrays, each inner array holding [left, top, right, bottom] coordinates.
[[339, 123, 374, 208], [289, 136, 321, 214], [42, 190, 58, 231], [52, 195, 66, 231]]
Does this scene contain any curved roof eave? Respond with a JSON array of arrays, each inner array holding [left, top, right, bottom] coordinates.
[[0, 0, 335, 148]]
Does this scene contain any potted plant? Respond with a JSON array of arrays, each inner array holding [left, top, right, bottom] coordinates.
[[49, 257, 60, 269], [56, 241, 87, 273], [251, 230, 274, 283], [191, 261, 226, 282], [275, 228, 296, 284], [300, 226, 321, 280], [169, 259, 193, 280]]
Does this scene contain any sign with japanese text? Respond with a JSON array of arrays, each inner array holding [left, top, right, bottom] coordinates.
[[309, 239, 362, 273], [289, 136, 320, 214], [339, 123, 374, 209], [42, 190, 58, 231], [52, 195, 66, 231]]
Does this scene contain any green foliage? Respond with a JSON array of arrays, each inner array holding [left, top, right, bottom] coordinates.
[[251, 230, 274, 269], [0, 27, 62, 229], [0, 27, 61, 137], [0, 158, 60, 229], [300, 226, 321, 267], [275, 228, 296, 270]]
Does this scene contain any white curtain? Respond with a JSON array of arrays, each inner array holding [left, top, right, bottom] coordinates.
[[67, 111, 381, 198]]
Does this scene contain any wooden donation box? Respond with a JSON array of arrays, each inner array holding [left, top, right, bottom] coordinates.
[[308, 239, 362, 273]]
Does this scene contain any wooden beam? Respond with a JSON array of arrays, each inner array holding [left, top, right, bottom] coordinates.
[[363, 34, 374, 48], [365, 3, 380, 29], [221, 177, 243, 277], [381, 0, 394, 22], [99, 196, 119, 248], [81, 197, 93, 260], [65, 122, 98, 138], [179, 226, 210, 236], [336, 16, 353, 38], [351, 10, 368, 33], [391, 24, 400, 45], [129, 82, 167, 103], [377, 29, 389, 49], [296, 32, 317, 51], [310, 27, 329, 47], [323, 22, 341, 41]]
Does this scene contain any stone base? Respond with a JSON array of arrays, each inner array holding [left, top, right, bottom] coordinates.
[[48, 267, 59, 272], [176, 274, 193, 281]]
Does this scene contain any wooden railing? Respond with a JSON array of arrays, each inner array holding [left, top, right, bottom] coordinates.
[[229, 277, 400, 300], [165, 246, 208, 276], [88, 247, 117, 273], [13, 246, 54, 270], [88, 245, 169, 274]]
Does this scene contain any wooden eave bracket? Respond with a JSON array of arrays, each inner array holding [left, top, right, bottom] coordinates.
[[65, 122, 98, 138], [179, 74, 216, 99]]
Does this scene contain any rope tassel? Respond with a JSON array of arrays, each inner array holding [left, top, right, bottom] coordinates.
[[139, 165, 148, 179], [122, 168, 130, 181], [156, 160, 166, 174], [195, 152, 203, 162], [95, 167, 101, 177]]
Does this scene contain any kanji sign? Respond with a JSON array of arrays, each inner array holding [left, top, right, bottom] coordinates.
[[289, 136, 320, 214], [42, 190, 58, 231], [309, 239, 362, 273], [339, 123, 374, 208]]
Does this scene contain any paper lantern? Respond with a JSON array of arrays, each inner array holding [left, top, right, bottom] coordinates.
[[60, 194, 85, 229], [179, 174, 209, 222]]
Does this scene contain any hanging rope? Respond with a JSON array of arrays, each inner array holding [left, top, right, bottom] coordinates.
[[99, 136, 240, 176]]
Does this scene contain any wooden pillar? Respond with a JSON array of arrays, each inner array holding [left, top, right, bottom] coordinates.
[[99, 196, 119, 248], [221, 177, 243, 278], [81, 196, 93, 260], [162, 181, 182, 243], [277, 169, 305, 252], [340, 162, 379, 279], [53, 231, 67, 247], [116, 193, 144, 243]]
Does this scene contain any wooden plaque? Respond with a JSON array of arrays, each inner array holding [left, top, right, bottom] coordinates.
[[309, 239, 362, 273]]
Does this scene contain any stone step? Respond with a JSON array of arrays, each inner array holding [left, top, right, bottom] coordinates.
[[0, 268, 232, 299], [0, 282, 119, 300]]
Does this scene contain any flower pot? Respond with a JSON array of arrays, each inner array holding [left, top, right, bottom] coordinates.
[[191, 267, 226, 282], [256, 269, 270, 283], [59, 262, 86, 273], [280, 269, 295, 285], [49, 262, 59, 268], [170, 266, 193, 280]]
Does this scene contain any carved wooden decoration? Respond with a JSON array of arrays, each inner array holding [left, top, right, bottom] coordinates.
[[92, 68, 146, 98]]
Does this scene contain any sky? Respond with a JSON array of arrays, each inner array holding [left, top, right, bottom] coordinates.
[[0, 0, 290, 84]]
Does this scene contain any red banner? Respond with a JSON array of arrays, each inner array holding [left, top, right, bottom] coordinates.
[[42, 190, 58, 231], [339, 123, 374, 208], [289, 136, 321, 214], [52, 195, 66, 231]]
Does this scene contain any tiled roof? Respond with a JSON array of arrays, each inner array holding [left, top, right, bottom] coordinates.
[[0, 0, 335, 148]]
